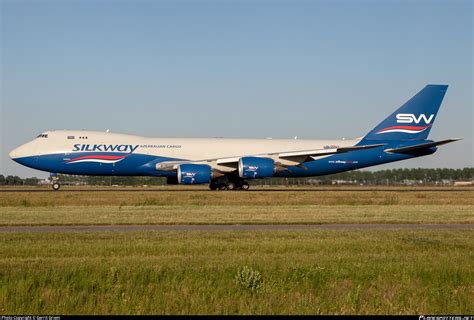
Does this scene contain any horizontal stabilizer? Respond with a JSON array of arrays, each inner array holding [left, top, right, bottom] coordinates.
[[384, 138, 462, 154]]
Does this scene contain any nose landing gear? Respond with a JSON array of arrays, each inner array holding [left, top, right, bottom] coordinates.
[[50, 173, 61, 191]]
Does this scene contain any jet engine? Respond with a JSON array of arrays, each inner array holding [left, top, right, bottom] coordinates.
[[177, 164, 212, 184], [238, 157, 275, 179]]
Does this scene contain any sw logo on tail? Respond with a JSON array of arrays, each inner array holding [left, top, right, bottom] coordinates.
[[376, 113, 434, 135], [396, 113, 434, 124]]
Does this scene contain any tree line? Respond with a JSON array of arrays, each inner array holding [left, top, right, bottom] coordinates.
[[0, 175, 41, 186], [315, 167, 473, 185], [0, 167, 472, 186], [262, 167, 473, 185]]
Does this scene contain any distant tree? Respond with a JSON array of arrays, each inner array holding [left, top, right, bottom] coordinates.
[[5, 175, 22, 185], [0, 174, 5, 185], [461, 167, 474, 180], [23, 178, 40, 186]]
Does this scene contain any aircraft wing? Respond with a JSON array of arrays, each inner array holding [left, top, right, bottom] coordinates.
[[155, 143, 385, 172], [276, 143, 385, 161]]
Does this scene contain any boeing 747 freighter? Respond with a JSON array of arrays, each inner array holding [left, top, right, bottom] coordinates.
[[10, 85, 460, 190]]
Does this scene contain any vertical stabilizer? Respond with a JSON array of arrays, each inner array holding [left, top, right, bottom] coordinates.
[[363, 85, 448, 141]]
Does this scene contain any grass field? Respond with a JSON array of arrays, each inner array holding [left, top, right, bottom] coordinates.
[[0, 187, 473, 314], [1, 229, 472, 314], [0, 187, 473, 225]]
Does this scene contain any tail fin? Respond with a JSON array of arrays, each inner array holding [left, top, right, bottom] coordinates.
[[362, 84, 448, 141]]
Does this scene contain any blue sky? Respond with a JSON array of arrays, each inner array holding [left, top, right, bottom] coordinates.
[[1, 0, 472, 177]]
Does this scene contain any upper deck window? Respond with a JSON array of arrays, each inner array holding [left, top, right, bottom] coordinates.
[[67, 136, 75, 140], [36, 134, 48, 138]]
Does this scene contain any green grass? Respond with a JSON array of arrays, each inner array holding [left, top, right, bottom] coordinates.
[[0, 204, 472, 225], [1, 230, 472, 314], [1, 188, 473, 207], [0, 189, 472, 225]]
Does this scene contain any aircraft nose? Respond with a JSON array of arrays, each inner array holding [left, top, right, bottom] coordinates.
[[9, 147, 20, 159], [9, 145, 28, 160]]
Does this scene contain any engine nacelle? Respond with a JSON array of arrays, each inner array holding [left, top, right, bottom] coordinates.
[[177, 164, 212, 184], [238, 157, 275, 179]]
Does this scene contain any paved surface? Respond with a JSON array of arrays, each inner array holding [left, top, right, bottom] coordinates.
[[1, 188, 472, 193], [0, 224, 472, 233]]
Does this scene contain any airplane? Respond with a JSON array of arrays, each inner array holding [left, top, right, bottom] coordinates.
[[9, 84, 461, 191]]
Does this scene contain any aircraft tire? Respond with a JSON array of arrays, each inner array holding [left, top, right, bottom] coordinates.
[[241, 182, 250, 191], [52, 183, 61, 191]]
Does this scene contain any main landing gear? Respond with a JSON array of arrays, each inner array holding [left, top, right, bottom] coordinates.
[[209, 179, 250, 191]]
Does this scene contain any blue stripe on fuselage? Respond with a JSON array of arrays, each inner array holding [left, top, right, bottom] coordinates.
[[12, 152, 180, 177]]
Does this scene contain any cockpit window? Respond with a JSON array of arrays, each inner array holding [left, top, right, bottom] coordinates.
[[36, 134, 48, 138]]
